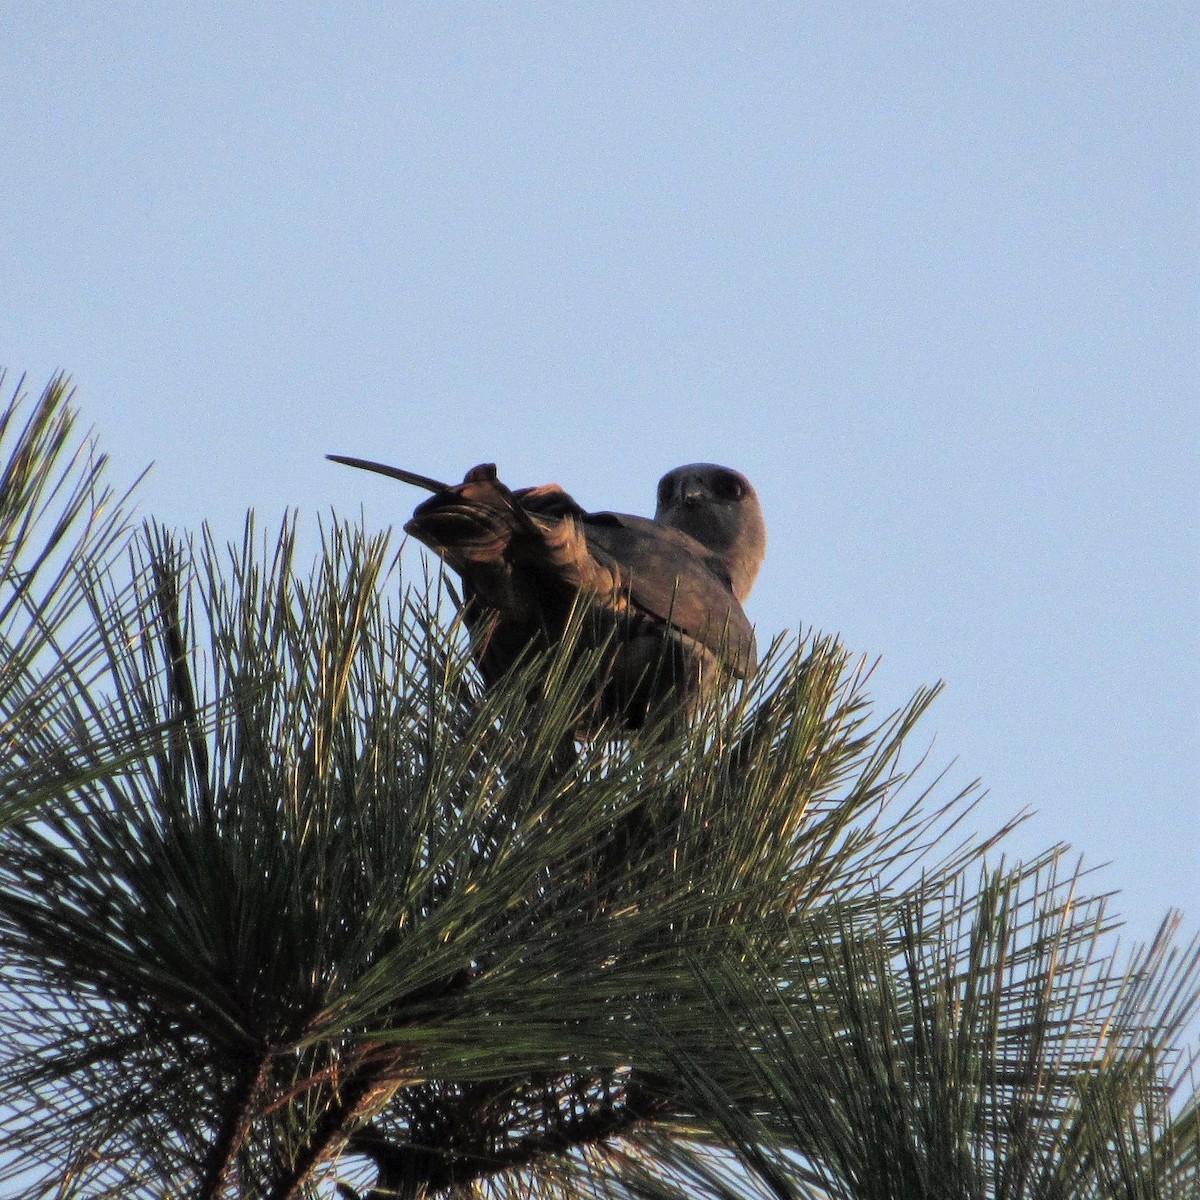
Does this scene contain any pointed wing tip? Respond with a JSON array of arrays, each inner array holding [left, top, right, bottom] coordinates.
[[326, 455, 451, 494]]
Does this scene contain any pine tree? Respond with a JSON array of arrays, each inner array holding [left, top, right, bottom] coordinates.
[[1, 376, 1196, 1199]]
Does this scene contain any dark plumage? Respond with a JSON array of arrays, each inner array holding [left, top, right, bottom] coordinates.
[[328, 456, 765, 730]]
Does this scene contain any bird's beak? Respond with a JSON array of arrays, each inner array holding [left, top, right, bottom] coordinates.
[[327, 455, 451, 495]]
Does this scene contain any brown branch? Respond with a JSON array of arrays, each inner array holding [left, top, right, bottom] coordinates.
[[195, 1050, 273, 1200], [266, 1042, 415, 1200], [350, 1077, 674, 1199]]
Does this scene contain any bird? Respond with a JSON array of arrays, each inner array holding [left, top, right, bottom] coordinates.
[[327, 456, 766, 732]]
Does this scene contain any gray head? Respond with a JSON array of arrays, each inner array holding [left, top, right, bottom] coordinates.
[[655, 463, 766, 602]]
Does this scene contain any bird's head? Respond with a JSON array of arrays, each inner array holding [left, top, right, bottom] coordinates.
[[654, 463, 766, 602]]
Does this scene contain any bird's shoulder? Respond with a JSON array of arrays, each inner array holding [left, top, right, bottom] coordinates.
[[583, 511, 736, 589], [579, 511, 756, 676]]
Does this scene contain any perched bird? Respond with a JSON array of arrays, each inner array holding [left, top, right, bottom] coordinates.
[[328, 456, 765, 731]]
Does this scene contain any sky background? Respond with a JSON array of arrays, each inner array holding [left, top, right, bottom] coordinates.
[[1, 6, 1196, 950]]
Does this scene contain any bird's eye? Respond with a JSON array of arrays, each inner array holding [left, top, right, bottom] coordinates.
[[713, 474, 745, 502], [657, 479, 674, 506]]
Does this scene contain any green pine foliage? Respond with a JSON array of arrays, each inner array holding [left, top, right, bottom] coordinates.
[[0, 376, 1195, 1199], [0, 373, 138, 828]]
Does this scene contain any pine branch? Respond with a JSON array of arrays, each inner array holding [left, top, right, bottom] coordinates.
[[0, 384, 1195, 1200], [197, 1049, 273, 1200], [347, 1074, 673, 1200], [269, 1042, 416, 1200]]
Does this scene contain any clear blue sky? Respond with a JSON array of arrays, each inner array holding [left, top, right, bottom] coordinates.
[[2, 6, 1196, 946]]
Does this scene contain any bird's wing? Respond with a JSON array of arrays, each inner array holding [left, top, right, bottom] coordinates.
[[511, 482, 590, 521], [582, 512, 757, 677], [326, 454, 452, 494]]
